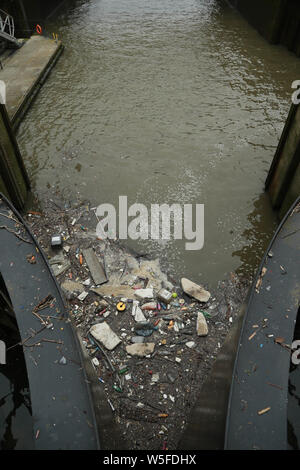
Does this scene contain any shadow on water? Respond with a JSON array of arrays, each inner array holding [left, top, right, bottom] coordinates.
[[0, 277, 33, 450], [288, 304, 300, 450], [233, 192, 278, 281]]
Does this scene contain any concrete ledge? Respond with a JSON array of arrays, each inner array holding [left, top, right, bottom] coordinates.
[[0, 35, 64, 130]]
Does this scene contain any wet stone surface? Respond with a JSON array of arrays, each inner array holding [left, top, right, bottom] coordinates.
[[25, 198, 250, 450]]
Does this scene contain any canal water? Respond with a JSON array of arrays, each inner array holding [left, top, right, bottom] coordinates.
[[17, 0, 299, 288], [3, 0, 300, 450]]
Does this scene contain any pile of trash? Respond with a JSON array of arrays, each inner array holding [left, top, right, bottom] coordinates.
[[26, 198, 249, 450]]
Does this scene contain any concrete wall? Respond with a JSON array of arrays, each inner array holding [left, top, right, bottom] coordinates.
[[21, 0, 66, 23], [266, 104, 300, 218], [281, 163, 300, 216], [1, 0, 66, 37], [228, 0, 286, 44], [0, 104, 30, 210], [279, 0, 300, 56], [227, 0, 300, 56], [1, 0, 30, 37], [227, 1, 300, 216]]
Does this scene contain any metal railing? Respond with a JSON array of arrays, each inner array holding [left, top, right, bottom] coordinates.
[[0, 9, 20, 46]]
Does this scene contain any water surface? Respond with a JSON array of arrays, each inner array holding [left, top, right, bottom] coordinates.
[[17, 0, 300, 286]]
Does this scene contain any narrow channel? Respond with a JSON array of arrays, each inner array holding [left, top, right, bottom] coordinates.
[[17, 0, 300, 288]]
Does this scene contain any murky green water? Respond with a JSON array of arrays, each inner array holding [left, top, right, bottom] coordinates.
[[17, 0, 300, 287]]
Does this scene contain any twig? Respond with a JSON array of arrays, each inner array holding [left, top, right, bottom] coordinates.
[[41, 338, 63, 344], [0, 225, 32, 244], [88, 334, 122, 388], [0, 211, 19, 224], [6, 325, 47, 351], [281, 228, 300, 239], [154, 354, 176, 364], [38, 314, 64, 320], [32, 295, 55, 324], [29, 355, 38, 366], [23, 338, 63, 348], [32, 311, 47, 324], [23, 341, 43, 348], [266, 382, 283, 390], [33, 294, 54, 313], [144, 401, 164, 412]]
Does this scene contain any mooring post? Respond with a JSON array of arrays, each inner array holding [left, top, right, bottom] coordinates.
[[0, 103, 30, 210]]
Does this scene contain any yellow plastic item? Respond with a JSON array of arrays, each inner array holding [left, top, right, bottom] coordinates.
[[116, 302, 126, 312]]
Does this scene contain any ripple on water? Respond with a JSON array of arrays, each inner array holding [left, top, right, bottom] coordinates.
[[17, 0, 298, 286]]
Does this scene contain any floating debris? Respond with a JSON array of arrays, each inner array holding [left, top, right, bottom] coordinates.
[[126, 343, 155, 357], [135, 288, 154, 300], [23, 196, 249, 451], [132, 301, 146, 323], [248, 331, 258, 341], [255, 267, 267, 293], [181, 277, 211, 303], [157, 288, 173, 304], [257, 407, 271, 415], [196, 312, 208, 336], [51, 234, 62, 248], [90, 322, 121, 350], [78, 291, 89, 301], [83, 248, 107, 285], [116, 301, 126, 312]]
